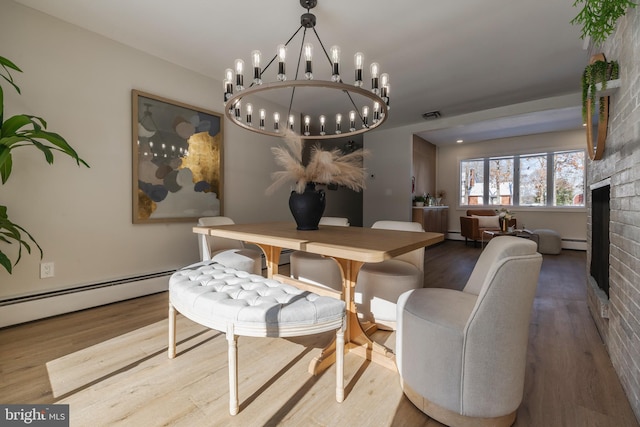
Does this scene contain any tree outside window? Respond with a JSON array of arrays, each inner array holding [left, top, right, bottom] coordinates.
[[554, 151, 585, 206], [489, 157, 513, 206], [460, 159, 484, 205], [520, 154, 547, 206]]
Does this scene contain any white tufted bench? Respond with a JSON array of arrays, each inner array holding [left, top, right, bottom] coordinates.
[[168, 260, 346, 415]]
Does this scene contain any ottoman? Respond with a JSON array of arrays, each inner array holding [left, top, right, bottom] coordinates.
[[533, 229, 562, 254]]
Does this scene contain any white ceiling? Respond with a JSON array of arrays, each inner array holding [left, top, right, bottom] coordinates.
[[13, 0, 589, 145]]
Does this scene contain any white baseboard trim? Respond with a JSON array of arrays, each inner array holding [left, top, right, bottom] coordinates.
[[0, 273, 171, 328]]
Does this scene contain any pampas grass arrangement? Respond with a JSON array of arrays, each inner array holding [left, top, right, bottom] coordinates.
[[266, 130, 370, 194]]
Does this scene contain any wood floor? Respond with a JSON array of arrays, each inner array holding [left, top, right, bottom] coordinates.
[[0, 241, 638, 426]]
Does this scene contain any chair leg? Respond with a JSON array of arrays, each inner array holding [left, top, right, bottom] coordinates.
[[227, 324, 239, 416], [336, 323, 345, 403], [168, 302, 176, 359]]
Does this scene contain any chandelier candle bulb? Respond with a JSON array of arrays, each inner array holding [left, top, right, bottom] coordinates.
[[384, 83, 390, 109], [373, 101, 380, 123], [354, 52, 364, 87], [336, 113, 342, 134], [259, 109, 266, 130], [234, 100, 241, 120], [223, 78, 233, 103], [304, 43, 313, 80], [330, 45, 341, 82], [370, 62, 380, 94], [251, 50, 262, 84], [349, 110, 356, 131], [224, 68, 234, 102], [277, 44, 287, 81], [380, 73, 389, 100], [304, 115, 311, 136], [362, 105, 369, 127], [273, 112, 280, 132], [234, 59, 244, 91], [246, 103, 253, 126], [289, 114, 295, 130], [320, 115, 326, 136]]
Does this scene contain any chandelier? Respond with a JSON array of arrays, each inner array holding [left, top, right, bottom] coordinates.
[[223, 0, 389, 140]]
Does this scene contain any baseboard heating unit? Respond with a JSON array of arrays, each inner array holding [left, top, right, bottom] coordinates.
[[0, 271, 173, 328]]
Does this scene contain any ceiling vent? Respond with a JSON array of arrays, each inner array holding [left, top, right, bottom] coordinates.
[[422, 111, 441, 120]]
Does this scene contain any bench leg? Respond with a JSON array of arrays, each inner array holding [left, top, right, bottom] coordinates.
[[168, 302, 176, 359], [336, 324, 345, 403], [227, 324, 239, 416]]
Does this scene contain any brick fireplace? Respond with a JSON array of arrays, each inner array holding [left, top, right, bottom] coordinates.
[[585, 6, 640, 421]]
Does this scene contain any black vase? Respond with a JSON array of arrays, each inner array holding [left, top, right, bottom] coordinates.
[[289, 182, 326, 230]]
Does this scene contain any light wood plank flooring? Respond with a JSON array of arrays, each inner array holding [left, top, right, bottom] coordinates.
[[0, 241, 638, 426]]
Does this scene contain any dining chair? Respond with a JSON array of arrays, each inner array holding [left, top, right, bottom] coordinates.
[[355, 220, 424, 330], [197, 216, 263, 275], [289, 217, 350, 292]]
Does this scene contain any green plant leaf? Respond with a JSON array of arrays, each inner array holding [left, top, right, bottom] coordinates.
[[1, 114, 34, 136], [0, 84, 4, 124], [0, 251, 12, 274], [0, 204, 43, 273], [0, 55, 22, 95], [26, 138, 55, 164], [0, 148, 12, 184], [572, 0, 637, 44], [0, 56, 22, 73]]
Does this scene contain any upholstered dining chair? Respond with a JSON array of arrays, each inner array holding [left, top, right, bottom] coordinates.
[[197, 216, 263, 275], [396, 236, 542, 427], [289, 217, 350, 292], [354, 220, 424, 330]]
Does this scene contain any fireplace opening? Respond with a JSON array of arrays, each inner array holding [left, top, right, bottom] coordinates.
[[591, 184, 610, 297]]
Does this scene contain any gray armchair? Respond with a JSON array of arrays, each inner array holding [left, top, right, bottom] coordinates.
[[396, 236, 542, 427]]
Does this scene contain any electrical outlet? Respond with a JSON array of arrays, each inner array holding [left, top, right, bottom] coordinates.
[[40, 262, 55, 278]]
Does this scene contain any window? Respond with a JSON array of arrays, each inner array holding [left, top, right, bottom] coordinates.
[[459, 150, 585, 208], [519, 154, 547, 206], [460, 159, 484, 206], [554, 151, 585, 206], [488, 157, 514, 206]]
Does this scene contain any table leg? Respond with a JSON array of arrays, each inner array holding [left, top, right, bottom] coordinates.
[[308, 257, 397, 375], [254, 243, 281, 278]]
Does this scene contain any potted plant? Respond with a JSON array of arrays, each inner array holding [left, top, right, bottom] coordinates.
[[495, 208, 515, 232], [571, 0, 637, 45], [1, 55, 89, 273], [581, 57, 619, 122], [413, 195, 426, 207], [266, 130, 368, 230]]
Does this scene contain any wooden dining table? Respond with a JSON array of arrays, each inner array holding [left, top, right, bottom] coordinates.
[[193, 221, 444, 374]]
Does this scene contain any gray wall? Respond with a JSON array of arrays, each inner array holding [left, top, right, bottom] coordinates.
[[585, 5, 640, 421]]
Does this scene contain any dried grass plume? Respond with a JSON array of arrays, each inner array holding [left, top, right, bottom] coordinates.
[[266, 130, 370, 194]]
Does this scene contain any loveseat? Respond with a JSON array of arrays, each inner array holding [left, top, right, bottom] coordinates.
[[460, 209, 516, 247]]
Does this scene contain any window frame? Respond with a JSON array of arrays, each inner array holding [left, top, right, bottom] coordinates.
[[459, 149, 586, 210]]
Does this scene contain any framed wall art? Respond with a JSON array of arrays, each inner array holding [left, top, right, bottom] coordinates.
[[132, 90, 223, 223]]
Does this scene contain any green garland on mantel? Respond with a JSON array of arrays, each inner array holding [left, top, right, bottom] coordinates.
[[571, 0, 637, 44]]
